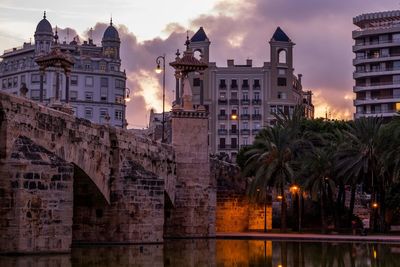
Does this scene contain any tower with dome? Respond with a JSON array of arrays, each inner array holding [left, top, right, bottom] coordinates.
[[0, 12, 127, 128]]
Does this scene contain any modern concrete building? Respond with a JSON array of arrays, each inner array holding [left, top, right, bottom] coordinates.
[[353, 10, 400, 119], [187, 27, 313, 158], [0, 12, 127, 127]]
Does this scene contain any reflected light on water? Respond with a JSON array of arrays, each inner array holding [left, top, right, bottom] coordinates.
[[0, 239, 399, 266]]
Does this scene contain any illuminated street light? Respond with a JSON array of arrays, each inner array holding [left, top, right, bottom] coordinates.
[[125, 87, 131, 102], [155, 55, 166, 142], [372, 202, 379, 209]]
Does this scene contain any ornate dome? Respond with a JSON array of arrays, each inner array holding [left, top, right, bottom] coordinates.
[[35, 11, 53, 36], [102, 19, 120, 41]]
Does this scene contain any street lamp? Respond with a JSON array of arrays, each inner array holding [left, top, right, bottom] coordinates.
[[155, 54, 166, 143], [125, 87, 131, 102], [230, 110, 240, 153], [290, 184, 301, 232]]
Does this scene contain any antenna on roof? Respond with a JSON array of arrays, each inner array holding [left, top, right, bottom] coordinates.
[[43, 11, 46, 19], [67, 28, 70, 43]]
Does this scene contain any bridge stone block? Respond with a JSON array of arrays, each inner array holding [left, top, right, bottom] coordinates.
[[0, 136, 73, 253], [164, 110, 216, 237]]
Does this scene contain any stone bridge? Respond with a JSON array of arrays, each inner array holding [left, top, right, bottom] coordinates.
[[0, 92, 215, 253]]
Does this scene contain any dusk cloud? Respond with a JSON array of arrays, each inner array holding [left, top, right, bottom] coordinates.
[[66, 0, 400, 127]]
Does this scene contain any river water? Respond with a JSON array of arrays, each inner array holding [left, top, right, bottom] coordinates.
[[0, 239, 399, 266]]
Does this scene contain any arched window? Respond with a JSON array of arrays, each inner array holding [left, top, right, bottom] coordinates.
[[278, 49, 287, 64], [194, 49, 203, 60]]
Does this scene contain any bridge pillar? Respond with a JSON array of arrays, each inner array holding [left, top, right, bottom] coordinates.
[[165, 105, 216, 237]]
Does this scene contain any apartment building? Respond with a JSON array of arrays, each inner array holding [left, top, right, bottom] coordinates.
[[353, 10, 400, 119], [188, 27, 314, 158], [0, 12, 127, 127]]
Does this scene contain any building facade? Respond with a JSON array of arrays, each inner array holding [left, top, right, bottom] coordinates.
[[353, 10, 400, 119], [187, 27, 313, 158], [0, 13, 127, 127]]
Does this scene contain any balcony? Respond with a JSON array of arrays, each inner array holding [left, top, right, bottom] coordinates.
[[218, 144, 237, 150], [353, 54, 400, 65], [353, 39, 400, 52], [240, 114, 250, 120], [242, 85, 249, 90], [252, 129, 261, 135], [218, 98, 228, 105], [353, 67, 400, 79], [229, 129, 238, 135], [241, 144, 251, 149], [218, 129, 228, 135], [252, 114, 262, 120], [354, 97, 400, 106], [355, 110, 398, 119], [218, 114, 228, 120], [252, 99, 262, 105], [353, 82, 400, 92], [229, 99, 239, 105], [241, 99, 250, 105], [253, 85, 261, 90], [219, 84, 227, 90], [241, 129, 250, 135], [230, 85, 238, 90]]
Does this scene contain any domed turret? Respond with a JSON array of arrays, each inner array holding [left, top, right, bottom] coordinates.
[[35, 11, 53, 37], [103, 19, 120, 41], [102, 18, 120, 59], [34, 11, 54, 54]]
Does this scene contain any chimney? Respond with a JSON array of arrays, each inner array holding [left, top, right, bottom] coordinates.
[[227, 59, 234, 67], [246, 59, 252, 66]]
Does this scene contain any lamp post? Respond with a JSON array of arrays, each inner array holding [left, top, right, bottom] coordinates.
[[155, 54, 166, 143], [290, 185, 300, 232], [230, 110, 240, 153]]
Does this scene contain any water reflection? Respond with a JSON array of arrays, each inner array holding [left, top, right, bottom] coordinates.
[[0, 239, 399, 267]]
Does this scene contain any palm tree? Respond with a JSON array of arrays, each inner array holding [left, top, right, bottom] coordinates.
[[335, 117, 385, 231], [244, 126, 295, 232], [300, 146, 336, 233]]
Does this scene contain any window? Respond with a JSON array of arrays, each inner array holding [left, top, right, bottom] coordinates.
[[278, 78, 287, 86], [278, 68, 286, 75], [242, 107, 248, 115], [231, 79, 238, 89], [100, 87, 108, 101], [193, 78, 201, 87], [220, 109, 226, 115], [278, 91, 287, 99], [278, 49, 287, 63], [219, 79, 226, 88], [254, 107, 260, 115], [253, 79, 260, 88], [70, 91, 78, 101], [31, 74, 40, 84], [254, 122, 261, 129], [7, 78, 12, 88], [220, 92, 226, 99], [242, 79, 249, 88], [85, 64, 91, 70], [254, 92, 260, 100], [101, 77, 108, 87], [115, 79, 125, 88], [270, 105, 277, 114], [100, 109, 108, 119], [20, 75, 25, 84], [115, 95, 124, 104], [13, 77, 18, 87], [85, 108, 93, 119], [242, 92, 249, 99], [219, 138, 226, 148], [85, 92, 93, 101], [85, 76, 93, 87], [231, 92, 238, 99], [231, 138, 237, 148], [243, 122, 249, 129], [2, 79, 6, 89], [31, 90, 40, 100], [115, 110, 123, 120], [99, 62, 106, 72], [71, 75, 78, 86], [243, 137, 249, 145]]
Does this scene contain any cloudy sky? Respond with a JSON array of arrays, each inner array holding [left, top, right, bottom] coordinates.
[[0, 0, 398, 128]]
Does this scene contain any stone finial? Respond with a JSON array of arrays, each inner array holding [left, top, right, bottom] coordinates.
[[20, 83, 28, 97]]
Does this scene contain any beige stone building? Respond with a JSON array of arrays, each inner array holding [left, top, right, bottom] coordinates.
[[353, 10, 400, 119], [187, 27, 314, 158]]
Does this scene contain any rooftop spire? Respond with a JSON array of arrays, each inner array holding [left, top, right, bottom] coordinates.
[[43, 11, 46, 19], [185, 31, 190, 51], [54, 26, 59, 44], [110, 15, 113, 26]]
